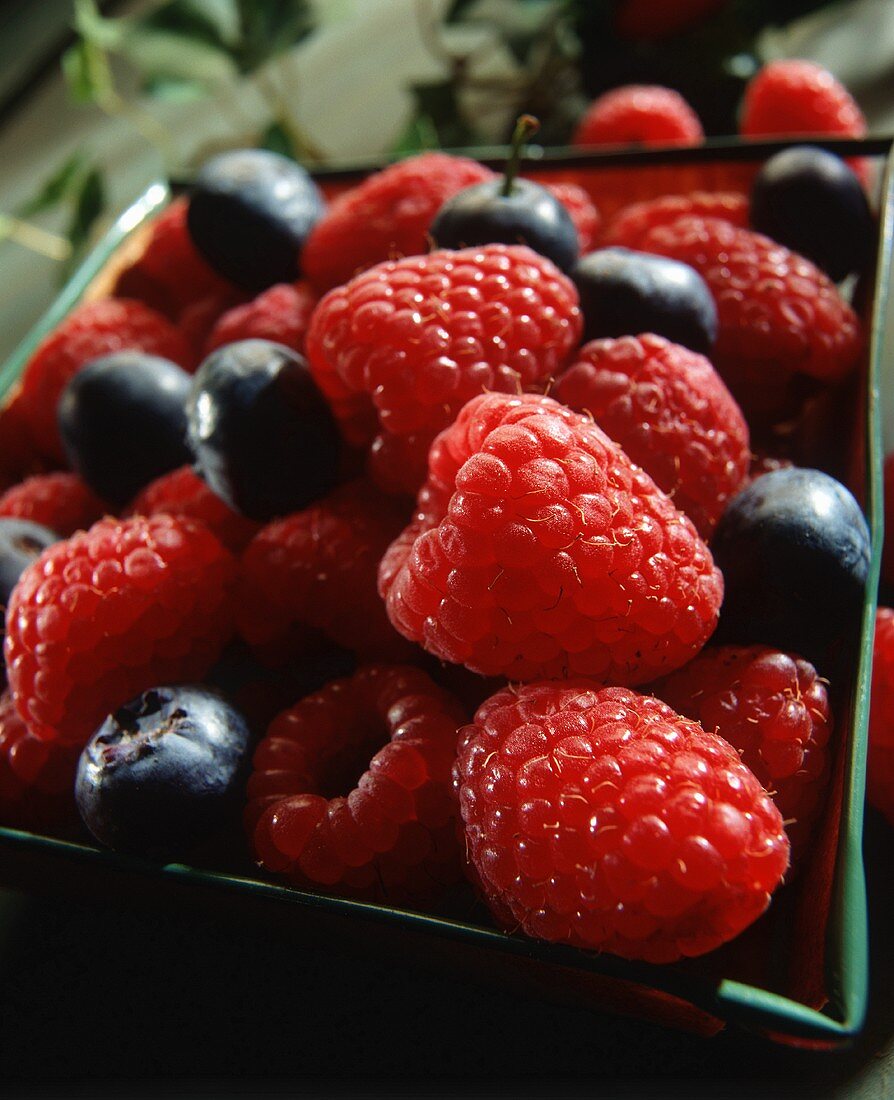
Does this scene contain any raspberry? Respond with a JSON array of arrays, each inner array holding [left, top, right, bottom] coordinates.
[[237, 479, 414, 665], [203, 282, 317, 358], [740, 60, 866, 142], [0, 389, 57, 489], [127, 466, 260, 552], [639, 216, 862, 419], [0, 472, 108, 537], [542, 181, 601, 252], [552, 334, 749, 538], [114, 198, 237, 317], [5, 515, 236, 744], [379, 392, 722, 683], [302, 153, 495, 293], [177, 288, 247, 357], [247, 665, 465, 904], [600, 192, 749, 250], [654, 646, 833, 863], [573, 85, 704, 149], [745, 452, 793, 488], [615, 0, 723, 40], [868, 607, 894, 826], [0, 690, 80, 832], [455, 683, 789, 962], [17, 298, 195, 462], [307, 245, 582, 495]]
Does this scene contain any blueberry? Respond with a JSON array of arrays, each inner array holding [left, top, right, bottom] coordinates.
[[0, 518, 59, 609], [57, 351, 192, 507], [431, 178, 578, 271], [572, 247, 717, 353], [186, 149, 325, 291], [750, 146, 873, 282], [187, 339, 341, 522], [75, 685, 251, 860], [711, 467, 871, 663]]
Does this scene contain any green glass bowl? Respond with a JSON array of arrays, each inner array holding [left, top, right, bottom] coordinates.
[[0, 137, 890, 1047]]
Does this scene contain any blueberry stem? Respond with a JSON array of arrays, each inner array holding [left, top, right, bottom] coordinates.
[[501, 114, 540, 198]]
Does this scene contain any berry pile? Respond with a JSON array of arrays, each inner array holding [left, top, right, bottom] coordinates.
[[0, 99, 878, 971]]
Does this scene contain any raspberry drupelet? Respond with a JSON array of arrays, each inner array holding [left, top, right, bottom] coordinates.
[[599, 192, 749, 251], [379, 392, 723, 683], [654, 645, 833, 863], [740, 60, 866, 142], [0, 472, 108, 537], [573, 85, 704, 149], [203, 282, 317, 358], [5, 515, 237, 744], [306, 244, 582, 496], [552, 333, 750, 538], [455, 682, 790, 962], [247, 665, 466, 904]]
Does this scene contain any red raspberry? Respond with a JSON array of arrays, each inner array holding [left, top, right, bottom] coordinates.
[[0, 472, 108, 537], [740, 60, 866, 141], [307, 245, 582, 495], [0, 690, 80, 832], [573, 85, 704, 149], [247, 665, 465, 904], [455, 683, 789, 962], [5, 515, 236, 744], [615, 0, 724, 40], [203, 282, 317, 358], [17, 298, 195, 462], [639, 216, 862, 420], [746, 452, 793, 488], [114, 198, 237, 316], [0, 389, 59, 491], [868, 607, 894, 826], [128, 466, 260, 552], [552, 334, 749, 538], [600, 192, 749, 250], [542, 181, 601, 252], [302, 153, 495, 293], [379, 392, 722, 683], [177, 288, 247, 358], [654, 646, 832, 863], [237, 480, 414, 665]]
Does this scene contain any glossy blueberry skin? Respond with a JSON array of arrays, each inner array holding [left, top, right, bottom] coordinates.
[[711, 467, 871, 664], [187, 339, 341, 522], [187, 149, 325, 291], [750, 146, 873, 282], [75, 685, 251, 860], [58, 351, 192, 506], [430, 179, 579, 272], [571, 247, 717, 353]]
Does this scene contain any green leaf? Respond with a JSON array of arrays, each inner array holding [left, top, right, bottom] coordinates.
[[62, 39, 111, 105], [142, 74, 210, 102], [259, 119, 295, 158], [17, 154, 88, 218], [119, 25, 238, 85], [139, 0, 241, 49], [63, 168, 106, 275], [390, 112, 440, 157], [410, 81, 477, 148], [234, 0, 315, 72], [72, 0, 124, 50]]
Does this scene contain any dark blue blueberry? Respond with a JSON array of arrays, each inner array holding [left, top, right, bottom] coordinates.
[[187, 339, 341, 522], [750, 145, 873, 283], [57, 351, 192, 507], [711, 467, 871, 664], [0, 518, 59, 609], [572, 247, 717, 353], [75, 685, 251, 860], [430, 178, 579, 272], [186, 149, 325, 291]]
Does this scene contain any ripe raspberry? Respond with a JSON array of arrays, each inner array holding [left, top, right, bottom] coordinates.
[[542, 181, 601, 252], [740, 60, 866, 141], [302, 153, 495, 293], [307, 245, 582, 495], [177, 288, 247, 357], [868, 607, 894, 826], [5, 514, 236, 744], [379, 392, 722, 683], [0, 388, 58, 490], [455, 683, 789, 962], [114, 198, 237, 317], [0, 690, 80, 832], [17, 298, 195, 462], [203, 282, 317, 358], [600, 192, 749, 250], [247, 665, 465, 904], [0, 472, 108, 537], [237, 479, 415, 665], [127, 466, 260, 552], [552, 334, 750, 538], [746, 452, 793, 488], [639, 216, 862, 420], [573, 85, 704, 149], [615, 0, 723, 40], [654, 646, 832, 863]]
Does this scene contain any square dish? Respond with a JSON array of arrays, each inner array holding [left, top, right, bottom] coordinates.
[[0, 137, 890, 1047]]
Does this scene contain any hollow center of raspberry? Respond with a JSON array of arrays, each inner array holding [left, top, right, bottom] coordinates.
[[312, 714, 388, 799]]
